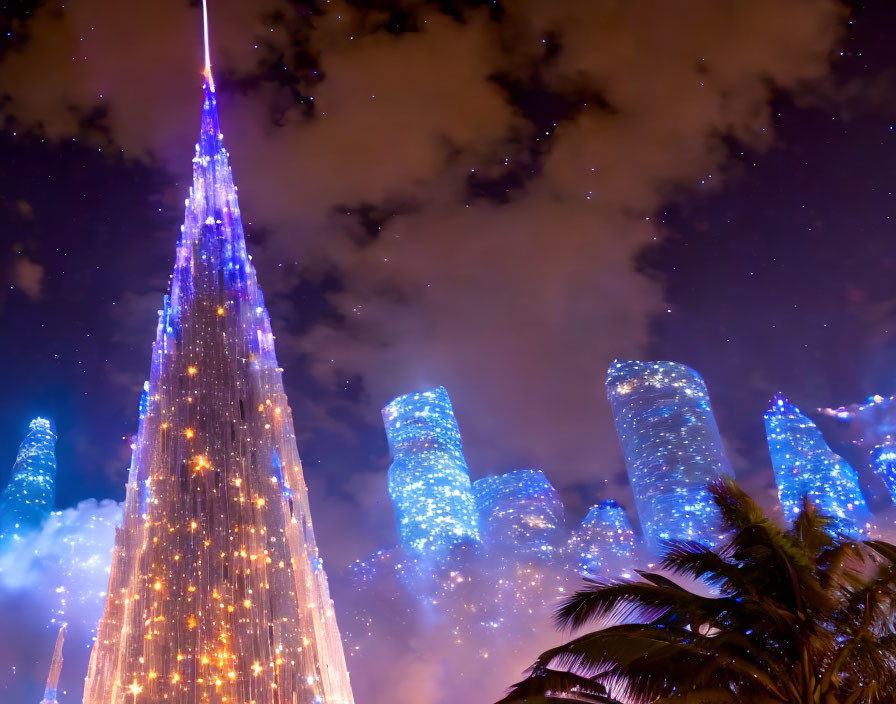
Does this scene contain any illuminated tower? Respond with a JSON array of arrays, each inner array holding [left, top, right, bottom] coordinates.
[[39, 625, 65, 704], [567, 500, 636, 578], [871, 440, 896, 503], [473, 469, 563, 556], [0, 417, 57, 546], [765, 397, 871, 536], [81, 5, 354, 703], [606, 360, 733, 552], [383, 386, 480, 555]]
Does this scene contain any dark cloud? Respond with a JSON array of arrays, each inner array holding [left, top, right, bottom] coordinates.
[[11, 254, 45, 298], [0, 0, 848, 491]]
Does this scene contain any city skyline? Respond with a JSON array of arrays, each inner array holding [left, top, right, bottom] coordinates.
[[11, 371, 896, 559], [9, 366, 896, 704]]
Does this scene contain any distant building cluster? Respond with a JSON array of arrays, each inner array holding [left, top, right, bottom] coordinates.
[[347, 362, 892, 663], [356, 364, 737, 599], [378, 385, 642, 578]]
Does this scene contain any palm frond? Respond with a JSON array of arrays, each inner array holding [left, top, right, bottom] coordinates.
[[554, 580, 722, 631], [497, 481, 896, 704], [497, 668, 619, 704]]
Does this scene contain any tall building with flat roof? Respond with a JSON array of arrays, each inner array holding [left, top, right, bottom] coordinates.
[[606, 360, 733, 551], [383, 386, 480, 555]]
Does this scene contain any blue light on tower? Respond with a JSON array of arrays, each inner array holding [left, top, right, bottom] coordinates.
[[765, 396, 871, 536], [0, 417, 57, 546], [383, 386, 480, 555], [567, 500, 636, 578], [606, 360, 733, 552], [473, 469, 564, 556], [871, 440, 896, 503]]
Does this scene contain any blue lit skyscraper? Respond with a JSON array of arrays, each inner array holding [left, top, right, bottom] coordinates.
[[473, 469, 564, 555], [0, 417, 57, 546], [765, 397, 871, 536], [872, 441, 896, 503], [567, 500, 637, 578], [384, 386, 480, 555], [606, 360, 733, 552]]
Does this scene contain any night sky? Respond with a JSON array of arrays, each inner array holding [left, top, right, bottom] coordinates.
[[2, 0, 896, 701]]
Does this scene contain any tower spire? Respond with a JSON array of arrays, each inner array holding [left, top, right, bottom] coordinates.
[[39, 625, 65, 704], [202, 0, 214, 90], [80, 3, 355, 702]]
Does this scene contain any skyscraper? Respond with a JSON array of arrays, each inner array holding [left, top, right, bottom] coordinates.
[[765, 396, 871, 536], [39, 626, 65, 704], [0, 417, 57, 546], [606, 360, 733, 551], [82, 6, 354, 703], [473, 469, 563, 555], [383, 386, 480, 555], [567, 500, 636, 578], [872, 441, 896, 503]]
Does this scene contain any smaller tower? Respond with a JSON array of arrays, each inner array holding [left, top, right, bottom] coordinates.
[[0, 418, 57, 546], [765, 396, 871, 536], [567, 500, 636, 578], [871, 440, 896, 503], [383, 386, 480, 555], [473, 469, 564, 556], [39, 625, 65, 704]]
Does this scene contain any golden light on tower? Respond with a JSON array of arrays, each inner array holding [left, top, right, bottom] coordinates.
[[79, 2, 354, 702]]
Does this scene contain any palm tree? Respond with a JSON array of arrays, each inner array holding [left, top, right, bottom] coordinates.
[[497, 480, 896, 704]]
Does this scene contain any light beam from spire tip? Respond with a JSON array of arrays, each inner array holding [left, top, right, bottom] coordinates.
[[202, 0, 213, 90]]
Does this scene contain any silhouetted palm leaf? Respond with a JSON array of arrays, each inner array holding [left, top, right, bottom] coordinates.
[[497, 480, 896, 704]]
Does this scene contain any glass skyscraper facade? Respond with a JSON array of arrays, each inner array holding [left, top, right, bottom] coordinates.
[[0, 417, 57, 546], [765, 396, 871, 536], [473, 469, 563, 555], [606, 360, 733, 552], [567, 500, 636, 578], [383, 386, 480, 555]]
